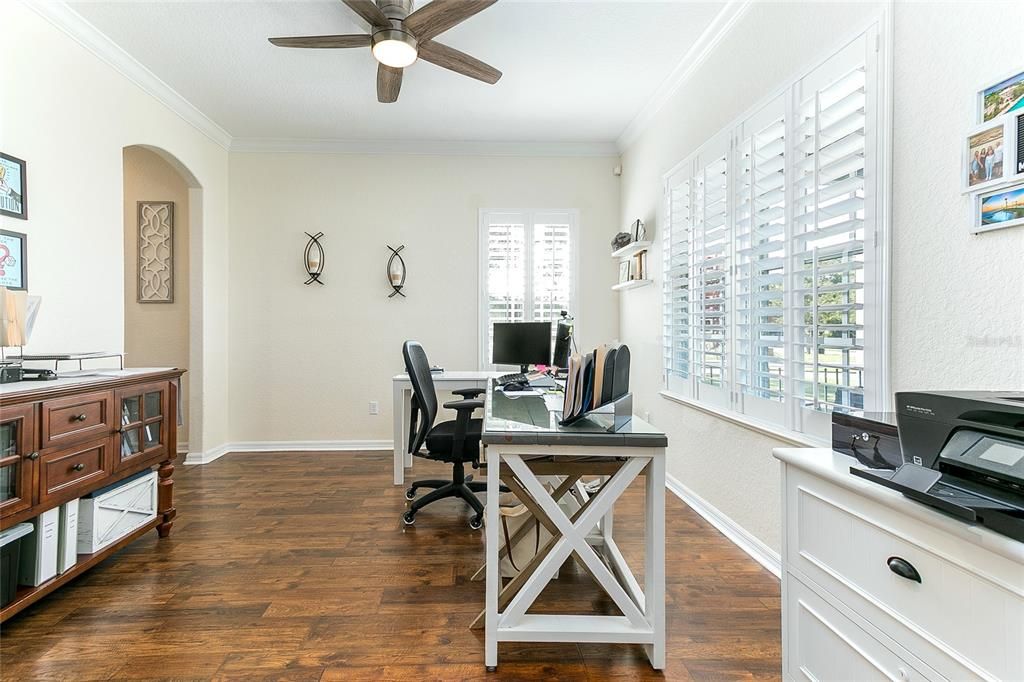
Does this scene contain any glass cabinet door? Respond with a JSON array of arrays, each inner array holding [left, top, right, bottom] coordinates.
[[115, 382, 168, 469], [0, 404, 36, 519]]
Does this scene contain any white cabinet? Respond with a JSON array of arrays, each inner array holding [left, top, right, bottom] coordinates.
[[776, 448, 1024, 682]]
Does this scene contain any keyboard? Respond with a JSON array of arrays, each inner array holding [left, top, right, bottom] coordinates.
[[498, 372, 527, 386]]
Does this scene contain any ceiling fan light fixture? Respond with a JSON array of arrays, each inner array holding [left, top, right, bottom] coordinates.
[[371, 29, 418, 68]]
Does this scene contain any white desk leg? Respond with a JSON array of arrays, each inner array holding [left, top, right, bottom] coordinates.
[[644, 452, 666, 669], [485, 450, 500, 671], [402, 389, 413, 469], [392, 384, 404, 486]]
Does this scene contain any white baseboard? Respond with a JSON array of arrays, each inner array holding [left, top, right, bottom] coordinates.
[[183, 440, 393, 466], [665, 472, 781, 579]]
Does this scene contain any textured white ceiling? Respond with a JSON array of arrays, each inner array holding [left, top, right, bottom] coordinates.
[[68, 1, 725, 143]]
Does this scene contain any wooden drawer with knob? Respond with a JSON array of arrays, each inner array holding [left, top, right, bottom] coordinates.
[[40, 390, 114, 449], [39, 436, 111, 506]]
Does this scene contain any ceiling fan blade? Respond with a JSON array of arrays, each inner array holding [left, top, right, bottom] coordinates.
[[377, 64, 404, 103], [268, 34, 371, 49], [403, 0, 497, 41], [343, 0, 391, 28], [417, 40, 501, 84]]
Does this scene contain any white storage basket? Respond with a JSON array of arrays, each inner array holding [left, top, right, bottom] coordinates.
[[77, 471, 158, 554]]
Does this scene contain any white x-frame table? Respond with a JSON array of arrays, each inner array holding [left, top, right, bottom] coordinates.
[[481, 391, 667, 671]]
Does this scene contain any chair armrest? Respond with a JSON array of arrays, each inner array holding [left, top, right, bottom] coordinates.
[[446, 399, 483, 460], [443, 398, 484, 413], [452, 387, 486, 399]]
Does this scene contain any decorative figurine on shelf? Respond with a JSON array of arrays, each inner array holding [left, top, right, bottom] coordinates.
[[631, 218, 646, 242], [386, 244, 407, 298], [304, 231, 325, 285], [611, 232, 632, 251]]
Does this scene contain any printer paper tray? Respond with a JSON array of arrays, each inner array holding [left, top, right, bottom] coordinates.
[[850, 467, 978, 522]]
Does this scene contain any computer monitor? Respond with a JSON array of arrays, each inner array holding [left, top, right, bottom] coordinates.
[[492, 322, 552, 371]]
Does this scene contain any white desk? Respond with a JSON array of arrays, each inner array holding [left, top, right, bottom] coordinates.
[[481, 386, 667, 671], [391, 370, 497, 485]]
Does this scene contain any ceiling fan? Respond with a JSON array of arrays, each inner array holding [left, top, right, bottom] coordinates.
[[269, 0, 502, 103]]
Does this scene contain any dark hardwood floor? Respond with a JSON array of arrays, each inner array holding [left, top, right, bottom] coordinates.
[[0, 452, 781, 681]]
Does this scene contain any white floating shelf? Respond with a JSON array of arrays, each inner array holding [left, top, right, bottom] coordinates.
[[612, 279, 654, 292], [610, 240, 653, 259]]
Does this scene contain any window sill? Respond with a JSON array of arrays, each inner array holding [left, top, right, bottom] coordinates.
[[658, 390, 830, 449]]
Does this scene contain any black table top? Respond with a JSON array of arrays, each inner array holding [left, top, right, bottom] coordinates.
[[481, 382, 667, 447]]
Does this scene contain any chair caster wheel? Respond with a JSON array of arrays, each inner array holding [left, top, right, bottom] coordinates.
[[405, 487, 416, 500], [402, 511, 416, 525], [469, 515, 483, 530], [486, 666, 497, 673]]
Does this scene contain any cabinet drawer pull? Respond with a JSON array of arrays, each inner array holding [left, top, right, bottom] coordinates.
[[887, 556, 921, 583], [72, 463, 86, 472], [26, 451, 39, 461], [73, 413, 88, 422]]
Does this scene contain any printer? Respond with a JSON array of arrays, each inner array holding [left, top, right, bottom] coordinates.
[[851, 390, 1024, 542]]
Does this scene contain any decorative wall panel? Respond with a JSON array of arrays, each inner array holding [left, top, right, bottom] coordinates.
[[137, 201, 174, 303]]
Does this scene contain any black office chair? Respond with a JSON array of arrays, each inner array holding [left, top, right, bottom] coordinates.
[[401, 341, 501, 529]]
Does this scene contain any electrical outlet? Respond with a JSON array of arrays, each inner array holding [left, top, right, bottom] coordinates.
[[369, 401, 379, 415]]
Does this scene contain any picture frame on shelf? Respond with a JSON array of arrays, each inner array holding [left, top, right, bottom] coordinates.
[[963, 118, 1012, 193], [978, 69, 1024, 122], [0, 153, 27, 220], [972, 183, 1024, 234], [618, 260, 631, 284], [0, 229, 28, 290]]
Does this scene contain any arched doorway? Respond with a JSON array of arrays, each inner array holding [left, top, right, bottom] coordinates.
[[122, 145, 203, 460]]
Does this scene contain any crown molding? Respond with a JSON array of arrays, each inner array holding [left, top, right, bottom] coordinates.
[[230, 137, 619, 157], [615, 0, 751, 153], [25, 0, 233, 150]]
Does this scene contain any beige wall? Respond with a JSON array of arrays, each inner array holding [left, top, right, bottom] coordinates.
[[618, 1, 1024, 554], [123, 146, 191, 443], [228, 152, 621, 443], [1, 3, 231, 455]]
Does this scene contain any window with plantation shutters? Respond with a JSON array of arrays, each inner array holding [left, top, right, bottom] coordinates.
[[480, 210, 578, 369], [661, 25, 888, 440]]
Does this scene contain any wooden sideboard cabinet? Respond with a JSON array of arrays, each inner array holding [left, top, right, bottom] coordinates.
[[0, 368, 185, 622]]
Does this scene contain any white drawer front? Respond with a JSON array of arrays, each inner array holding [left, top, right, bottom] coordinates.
[[786, 467, 1024, 680], [786, 575, 939, 682]]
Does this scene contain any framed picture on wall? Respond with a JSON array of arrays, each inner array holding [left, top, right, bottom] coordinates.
[[963, 119, 1012, 193], [973, 183, 1024, 234], [0, 229, 28, 290], [978, 69, 1024, 122], [0, 153, 27, 220], [1016, 111, 1024, 176]]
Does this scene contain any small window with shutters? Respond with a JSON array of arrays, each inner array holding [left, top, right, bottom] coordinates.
[[662, 25, 888, 440], [480, 210, 578, 369]]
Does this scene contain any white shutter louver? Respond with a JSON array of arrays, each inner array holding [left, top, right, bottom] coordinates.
[[735, 100, 787, 412], [792, 60, 868, 417], [691, 153, 730, 404], [663, 176, 692, 391]]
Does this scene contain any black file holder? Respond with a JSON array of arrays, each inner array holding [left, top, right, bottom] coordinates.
[[559, 392, 633, 432]]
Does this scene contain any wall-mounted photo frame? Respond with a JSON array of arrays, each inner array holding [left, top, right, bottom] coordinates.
[[0, 229, 28, 290], [1015, 111, 1024, 176], [973, 183, 1024, 234], [0, 153, 27, 220], [618, 260, 631, 283], [963, 118, 1013, 193], [979, 69, 1024, 122]]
